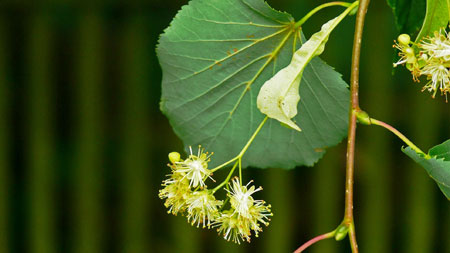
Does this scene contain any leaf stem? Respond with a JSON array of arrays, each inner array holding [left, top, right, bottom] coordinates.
[[294, 1, 355, 28], [369, 118, 429, 157], [344, 0, 370, 252], [293, 230, 336, 253]]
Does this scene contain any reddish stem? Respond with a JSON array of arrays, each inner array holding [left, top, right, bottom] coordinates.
[[294, 231, 335, 253], [344, 0, 371, 251]]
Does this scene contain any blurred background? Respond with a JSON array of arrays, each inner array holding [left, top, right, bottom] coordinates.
[[1, 0, 449, 252]]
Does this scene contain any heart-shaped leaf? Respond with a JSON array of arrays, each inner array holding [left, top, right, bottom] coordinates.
[[157, 0, 350, 169]]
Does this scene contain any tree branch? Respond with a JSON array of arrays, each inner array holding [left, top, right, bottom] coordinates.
[[344, 0, 371, 252]]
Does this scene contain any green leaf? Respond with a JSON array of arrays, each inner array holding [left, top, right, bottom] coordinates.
[[402, 140, 450, 200], [387, 0, 426, 36], [415, 0, 450, 42], [257, 3, 357, 133], [157, 0, 349, 169]]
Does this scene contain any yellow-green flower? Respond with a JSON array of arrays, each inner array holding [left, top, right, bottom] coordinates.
[[228, 178, 263, 218], [214, 177, 273, 243], [174, 146, 213, 188], [419, 30, 450, 60], [420, 59, 450, 97], [159, 172, 191, 215], [214, 210, 251, 244], [186, 190, 222, 228]]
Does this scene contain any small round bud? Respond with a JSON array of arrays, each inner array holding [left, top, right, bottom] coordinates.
[[398, 34, 410, 45], [334, 224, 349, 241], [405, 47, 414, 56], [355, 110, 371, 125], [168, 152, 181, 163]]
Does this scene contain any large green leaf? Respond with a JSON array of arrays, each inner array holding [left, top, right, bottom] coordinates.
[[387, 0, 426, 36], [157, 0, 349, 169], [415, 0, 449, 42], [402, 140, 450, 200]]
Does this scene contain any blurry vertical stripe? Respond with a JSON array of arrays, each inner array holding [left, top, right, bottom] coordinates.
[[446, 206, 450, 253], [73, 13, 104, 253], [119, 16, 150, 253], [405, 96, 439, 253], [311, 149, 340, 253], [0, 16, 10, 253], [171, 218, 201, 252], [263, 169, 293, 253], [27, 14, 57, 253], [213, 230, 245, 253], [359, 4, 393, 252]]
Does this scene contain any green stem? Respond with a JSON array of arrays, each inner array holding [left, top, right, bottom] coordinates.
[[238, 158, 243, 186], [211, 116, 268, 192], [210, 156, 238, 173], [212, 161, 238, 193], [294, 1, 355, 28], [369, 118, 428, 157], [211, 116, 269, 173], [219, 196, 230, 212], [239, 116, 268, 157]]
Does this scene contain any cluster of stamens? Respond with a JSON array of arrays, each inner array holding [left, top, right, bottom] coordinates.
[[394, 30, 450, 101]]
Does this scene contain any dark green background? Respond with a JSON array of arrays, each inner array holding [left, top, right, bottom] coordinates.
[[0, 0, 449, 252]]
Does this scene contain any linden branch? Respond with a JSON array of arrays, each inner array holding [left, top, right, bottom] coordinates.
[[343, 0, 370, 251]]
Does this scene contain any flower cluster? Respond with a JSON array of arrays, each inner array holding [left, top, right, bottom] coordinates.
[[159, 146, 272, 244], [393, 31, 450, 100]]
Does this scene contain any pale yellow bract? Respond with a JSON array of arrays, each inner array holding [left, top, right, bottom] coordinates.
[[257, 4, 357, 131]]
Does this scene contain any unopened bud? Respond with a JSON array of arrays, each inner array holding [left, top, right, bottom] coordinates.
[[356, 110, 371, 125], [398, 34, 410, 46], [334, 224, 349, 241], [405, 47, 414, 56], [168, 152, 181, 163]]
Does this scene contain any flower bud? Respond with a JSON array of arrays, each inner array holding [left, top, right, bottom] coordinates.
[[334, 224, 349, 241], [398, 34, 410, 46], [404, 47, 415, 56], [355, 110, 371, 125], [169, 152, 181, 163]]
